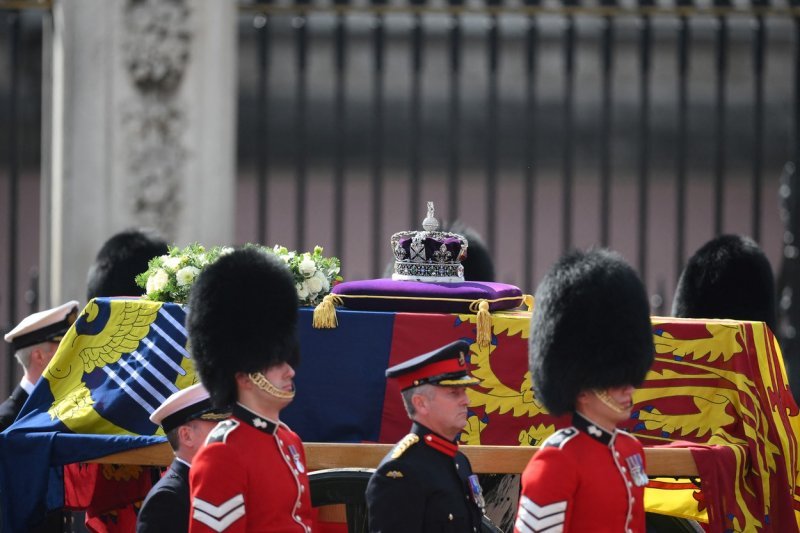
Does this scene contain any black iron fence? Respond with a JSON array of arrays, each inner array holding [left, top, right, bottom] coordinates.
[[2, 1, 800, 396], [235, 1, 796, 290]]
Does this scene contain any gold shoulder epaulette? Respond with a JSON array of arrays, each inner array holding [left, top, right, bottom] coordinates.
[[391, 433, 420, 459]]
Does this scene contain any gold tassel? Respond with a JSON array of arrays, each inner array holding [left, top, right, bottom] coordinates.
[[313, 294, 342, 329], [475, 299, 492, 348], [523, 294, 534, 312]]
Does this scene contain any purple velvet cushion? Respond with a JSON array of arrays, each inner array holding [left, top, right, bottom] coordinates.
[[331, 279, 524, 313]]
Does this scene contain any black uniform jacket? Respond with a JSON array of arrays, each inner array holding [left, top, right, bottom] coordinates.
[[0, 385, 28, 432], [137, 458, 191, 533], [366, 422, 484, 533]]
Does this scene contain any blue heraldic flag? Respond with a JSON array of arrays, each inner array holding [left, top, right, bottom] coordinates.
[[0, 298, 193, 532], [0, 299, 397, 531]]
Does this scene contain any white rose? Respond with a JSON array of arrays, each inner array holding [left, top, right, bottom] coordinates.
[[315, 271, 330, 293], [146, 269, 169, 294], [305, 276, 323, 295], [176, 266, 201, 287], [196, 253, 208, 266], [299, 256, 316, 277], [163, 256, 182, 270], [296, 282, 309, 300], [219, 247, 234, 256]]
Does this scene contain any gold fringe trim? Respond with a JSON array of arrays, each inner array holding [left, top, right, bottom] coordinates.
[[473, 300, 492, 348], [313, 294, 343, 329]]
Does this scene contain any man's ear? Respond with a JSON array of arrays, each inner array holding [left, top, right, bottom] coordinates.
[[177, 424, 193, 447], [235, 372, 251, 389], [29, 347, 45, 366], [411, 392, 428, 415], [575, 390, 590, 409]]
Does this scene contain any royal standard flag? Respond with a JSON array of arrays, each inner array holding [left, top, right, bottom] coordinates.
[[0, 298, 195, 532]]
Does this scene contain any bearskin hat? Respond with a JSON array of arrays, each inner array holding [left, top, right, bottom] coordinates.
[[672, 234, 776, 331], [187, 247, 300, 407], [447, 221, 495, 282], [529, 249, 654, 416], [87, 229, 168, 300]]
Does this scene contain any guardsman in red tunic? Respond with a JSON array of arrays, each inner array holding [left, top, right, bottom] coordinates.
[[515, 249, 655, 533], [186, 248, 314, 532], [366, 340, 490, 532]]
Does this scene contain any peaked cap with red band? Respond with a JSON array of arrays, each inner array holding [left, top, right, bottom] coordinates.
[[386, 340, 480, 391]]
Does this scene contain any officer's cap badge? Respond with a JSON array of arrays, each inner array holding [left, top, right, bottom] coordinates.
[[385, 470, 404, 479]]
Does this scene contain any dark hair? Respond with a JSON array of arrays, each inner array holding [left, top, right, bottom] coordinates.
[[672, 234, 776, 331], [166, 427, 181, 451], [87, 229, 168, 300]]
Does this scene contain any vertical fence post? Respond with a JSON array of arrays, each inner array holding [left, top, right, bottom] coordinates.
[[334, 4, 348, 258], [675, 14, 690, 280], [638, 12, 652, 278], [295, 9, 309, 251], [752, 12, 765, 242], [409, 8, 424, 226], [562, 14, 575, 254], [523, 10, 538, 292], [371, 7, 386, 278], [256, 12, 271, 244], [600, 11, 614, 248], [713, 12, 728, 235], [447, 5, 462, 221], [486, 10, 499, 253], [5, 11, 21, 396]]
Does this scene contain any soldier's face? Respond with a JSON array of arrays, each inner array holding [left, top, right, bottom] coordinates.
[[577, 384, 635, 431], [416, 385, 470, 441], [263, 362, 296, 395]]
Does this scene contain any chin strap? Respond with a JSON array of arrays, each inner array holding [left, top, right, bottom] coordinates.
[[594, 389, 627, 414], [249, 372, 296, 400]]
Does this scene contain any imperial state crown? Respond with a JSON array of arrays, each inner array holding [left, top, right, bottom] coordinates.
[[391, 202, 469, 283]]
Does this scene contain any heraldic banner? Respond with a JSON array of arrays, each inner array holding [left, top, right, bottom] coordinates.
[[0, 298, 194, 532]]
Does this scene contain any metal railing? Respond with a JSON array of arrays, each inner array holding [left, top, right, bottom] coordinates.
[[2, 0, 800, 395], [235, 2, 795, 291]]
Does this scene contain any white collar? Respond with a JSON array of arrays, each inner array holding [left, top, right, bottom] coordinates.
[[19, 377, 36, 395]]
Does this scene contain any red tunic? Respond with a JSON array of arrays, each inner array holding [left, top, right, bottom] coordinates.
[[515, 413, 648, 533], [189, 404, 313, 533]]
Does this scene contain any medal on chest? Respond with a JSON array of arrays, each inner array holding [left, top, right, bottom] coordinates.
[[288, 444, 305, 474], [467, 474, 486, 510], [625, 453, 649, 487]]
